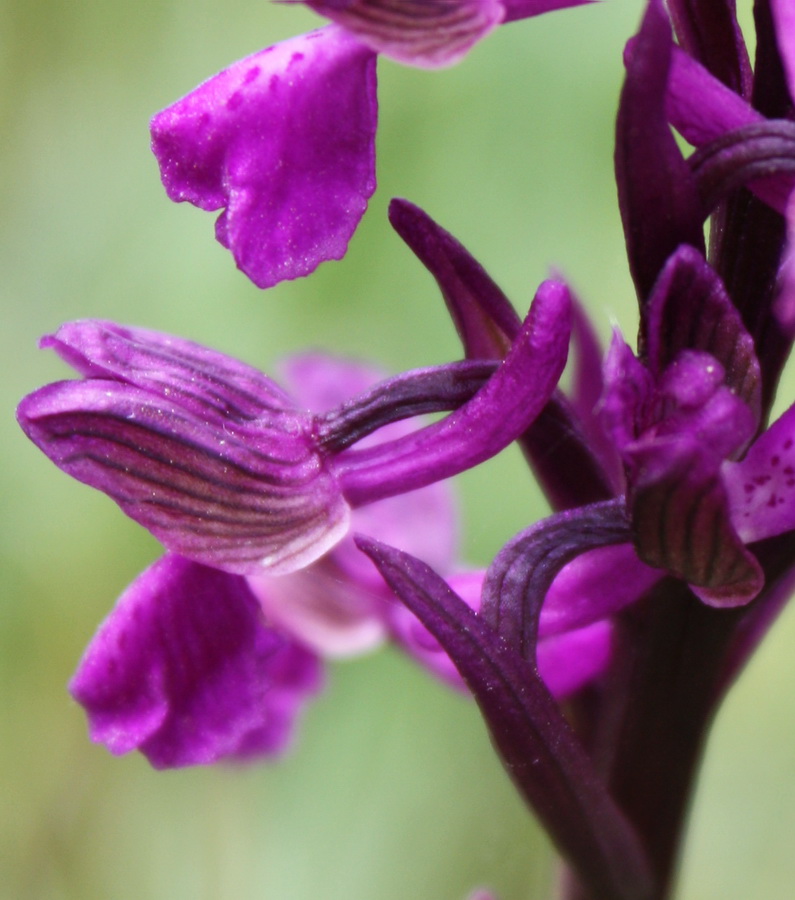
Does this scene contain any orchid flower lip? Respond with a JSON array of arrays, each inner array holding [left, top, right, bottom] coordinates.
[[68, 554, 325, 767], [150, 26, 378, 289]]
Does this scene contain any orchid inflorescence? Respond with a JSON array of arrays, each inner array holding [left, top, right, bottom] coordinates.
[[17, 1, 795, 899]]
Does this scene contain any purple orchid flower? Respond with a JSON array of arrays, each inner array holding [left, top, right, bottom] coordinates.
[[18, 278, 569, 572], [17, 266, 575, 767], [62, 351, 461, 769], [662, 0, 795, 218], [348, 7, 795, 897], [625, 0, 795, 407], [150, 0, 589, 288], [353, 237, 795, 898]]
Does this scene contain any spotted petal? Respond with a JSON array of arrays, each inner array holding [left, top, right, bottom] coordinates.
[[151, 27, 378, 288]]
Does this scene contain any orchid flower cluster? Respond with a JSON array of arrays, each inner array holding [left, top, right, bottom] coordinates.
[[17, 0, 795, 898]]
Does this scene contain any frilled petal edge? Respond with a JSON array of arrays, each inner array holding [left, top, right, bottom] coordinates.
[[69, 555, 323, 768], [151, 27, 378, 288]]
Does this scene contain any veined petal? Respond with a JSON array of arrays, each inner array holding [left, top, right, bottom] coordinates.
[[481, 499, 633, 657], [628, 435, 762, 606], [248, 351, 461, 659], [644, 247, 761, 420], [17, 379, 350, 575], [151, 27, 377, 288], [42, 320, 297, 424], [70, 555, 323, 768], [304, 0, 504, 68]]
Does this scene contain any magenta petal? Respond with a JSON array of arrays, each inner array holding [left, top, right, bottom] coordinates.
[[643, 247, 762, 419], [280, 352, 385, 415], [391, 569, 614, 698], [537, 620, 613, 699], [306, 0, 504, 68], [69, 555, 323, 768], [151, 27, 378, 288], [666, 46, 795, 213], [334, 279, 571, 505], [600, 330, 655, 454], [724, 401, 795, 543], [667, 45, 763, 146], [771, 0, 795, 107], [388, 198, 519, 359], [540, 544, 661, 636]]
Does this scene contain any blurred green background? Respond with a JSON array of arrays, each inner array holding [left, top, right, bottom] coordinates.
[[4, 1, 795, 898]]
